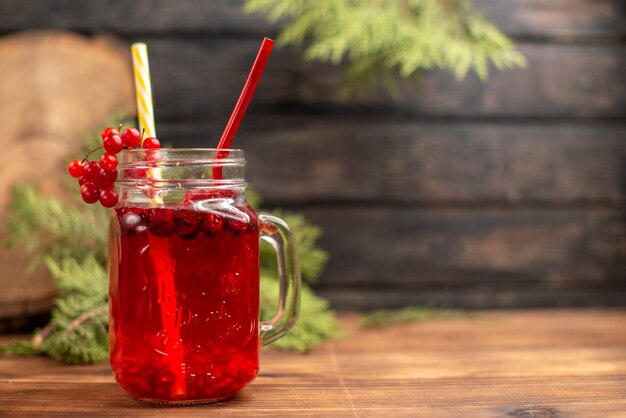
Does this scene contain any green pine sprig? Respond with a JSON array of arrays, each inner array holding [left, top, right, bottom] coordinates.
[[260, 210, 328, 283], [361, 305, 463, 328], [244, 0, 526, 96], [1, 120, 342, 363]]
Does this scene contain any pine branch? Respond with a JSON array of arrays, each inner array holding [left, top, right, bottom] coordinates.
[[59, 305, 108, 340], [2, 116, 341, 363], [261, 210, 328, 283], [5, 184, 109, 269], [260, 274, 343, 352], [31, 322, 53, 349], [0, 340, 40, 357], [244, 0, 526, 95], [361, 305, 463, 328], [40, 304, 109, 364]]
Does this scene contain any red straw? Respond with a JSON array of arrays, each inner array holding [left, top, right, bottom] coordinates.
[[213, 38, 273, 180], [217, 37, 274, 150]]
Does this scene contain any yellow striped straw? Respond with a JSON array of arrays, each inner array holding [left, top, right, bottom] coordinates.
[[131, 42, 163, 204], [132, 44, 181, 397], [131, 42, 156, 138]]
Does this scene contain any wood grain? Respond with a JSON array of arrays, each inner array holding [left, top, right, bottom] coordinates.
[[161, 120, 626, 205], [473, 0, 626, 38], [122, 41, 626, 120], [2, 3, 620, 120], [1, 310, 625, 417], [0, 0, 624, 38], [295, 43, 626, 119], [0, 0, 278, 36], [317, 288, 626, 311], [299, 208, 626, 297], [0, 31, 133, 320], [0, 0, 623, 312]]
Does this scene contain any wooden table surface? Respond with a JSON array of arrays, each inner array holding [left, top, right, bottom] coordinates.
[[1, 310, 625, 417]]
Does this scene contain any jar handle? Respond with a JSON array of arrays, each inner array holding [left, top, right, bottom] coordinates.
[[258, 213, 301, 346]]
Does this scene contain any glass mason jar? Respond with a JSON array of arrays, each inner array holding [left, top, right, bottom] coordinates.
[[109, 149, 300, 404]]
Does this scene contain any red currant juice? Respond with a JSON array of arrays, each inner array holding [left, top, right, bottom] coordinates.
[[109, 198, 260, 403]]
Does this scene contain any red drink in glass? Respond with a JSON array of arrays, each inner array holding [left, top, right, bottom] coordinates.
[[109, 203, 260, 402], [109, 148, 300, 404]]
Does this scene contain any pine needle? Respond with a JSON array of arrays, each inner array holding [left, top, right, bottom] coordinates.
[[245, 0, 526, 96], [0, 340, 40, 357], [261, 274, 343, 352], [361, 305, 463, 328], [1, 117, 342, 363]]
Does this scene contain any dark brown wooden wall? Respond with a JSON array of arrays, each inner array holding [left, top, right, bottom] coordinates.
[[1, 0, 625, 309]]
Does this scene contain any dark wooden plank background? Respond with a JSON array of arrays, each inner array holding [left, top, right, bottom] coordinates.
[[0, 0, 624, 309]]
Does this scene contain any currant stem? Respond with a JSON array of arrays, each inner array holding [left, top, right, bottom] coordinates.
[[82, 145, 104, 162]]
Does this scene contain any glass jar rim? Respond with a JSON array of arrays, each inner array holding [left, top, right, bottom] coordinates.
[[122, 147, 243, 152], [117, 148, 247, 188], [119, 148, 245, 166]]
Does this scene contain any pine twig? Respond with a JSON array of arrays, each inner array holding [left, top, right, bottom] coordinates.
[[244, 0, 526, 94], [361, 306, 463, 328], [31, 322, 53, 350], [32, 305, 108, 350], [2, 119, 340, 362], [60, 304, 108, 339]]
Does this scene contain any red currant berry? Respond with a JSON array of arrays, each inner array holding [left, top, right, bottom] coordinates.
[[129, 168, 147, 179], [99, 168, 118, 186], [200, 212, 224, 235], [103, 134, 123, 154], [121, 128, 141, 148], [173, 209, 201, 238], [142, 137, 161, 149], [80, 184, 100, 204], [78, 176, 90, 186], [224, 205, 257, 234], [101, 127, 119, 141], [68, 160, 84, 178], [116, 207, 147, 235], [147, 209, 175, 237], [99, 188, 119, 208], [144, 150, 162, 163], [183, 189, 236, 204], [99, 153, 118, 171], [83, 161, 101, 183]]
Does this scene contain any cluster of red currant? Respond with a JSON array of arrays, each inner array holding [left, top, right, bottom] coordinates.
[[67, 126, 161, 207]]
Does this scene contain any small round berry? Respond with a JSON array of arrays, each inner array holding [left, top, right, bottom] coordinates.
[[173, 209, 201, 238], [99, 153, 118, 171], [101, 127, 119, 141], [121, 128, 142, 148], [224, 205, 257, 234], [116, 207, 147, 235], [129, 168, 147, 179], [147, 208, 175, 237], [99, 168, 118, 186], [83, 161, 101, 183], [68, 160, 84, 178], [200, 212, 224, 235], [184, 189, 236, 204], [103, 134, 123, 154], [144, 149, 161, 163], [142, 137, 161, 149], [99, 188, 119, 208], [81, 181, 99, 190], [80, 184, 100, 204], [78, 176, 90, 186]]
